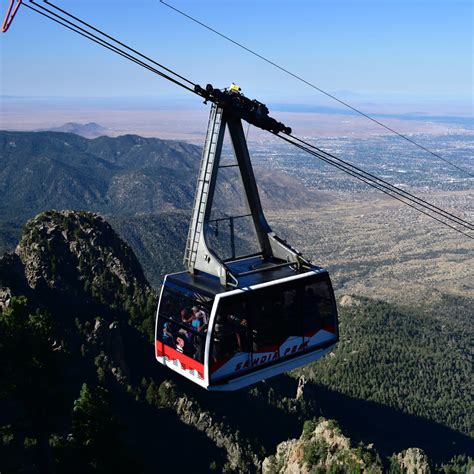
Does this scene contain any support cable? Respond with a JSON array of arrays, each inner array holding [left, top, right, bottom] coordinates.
[[159, 0, 473, 178], [288, 134, 473, 230], [284, 134, 473, 232], [277, 134, 473, 240]]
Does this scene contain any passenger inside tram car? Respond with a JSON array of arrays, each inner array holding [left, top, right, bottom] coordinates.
[[181, 308, 194, 325], [175, 334, 187, 354], [191, 305, 209, 362], [192, 306, 209, 332], [212, 306, 249, 363], [157, 284, 218, 365], [162, 321, 174, 347], [229, 314, 250, 352], [158, 278, 335, 370], [175, 305, 208, 361]]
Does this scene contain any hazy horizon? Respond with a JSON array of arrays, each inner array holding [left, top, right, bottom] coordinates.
[[1, 94, 472, 145]]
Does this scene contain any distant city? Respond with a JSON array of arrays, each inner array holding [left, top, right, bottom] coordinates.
[[249, 134, 473, 193]]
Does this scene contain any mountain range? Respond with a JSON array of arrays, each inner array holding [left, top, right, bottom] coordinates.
[[0, 130, 320, 219], [0, 129, 323, 220], [0, 129, 325, 284]]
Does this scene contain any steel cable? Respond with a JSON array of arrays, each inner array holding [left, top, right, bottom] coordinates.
[[288, 134, 473, 230], [20, 1, 473, 240], [277, 134, 473, 239]]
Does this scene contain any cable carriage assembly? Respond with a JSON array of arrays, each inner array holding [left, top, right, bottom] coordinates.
[[4, 1, 472, 390], [155, 85, 338, 390]]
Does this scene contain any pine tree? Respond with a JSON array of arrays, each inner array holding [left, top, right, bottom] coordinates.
[[71, 383, 137, 472]]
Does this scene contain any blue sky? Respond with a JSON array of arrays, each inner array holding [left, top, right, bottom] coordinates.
[[0, 0, 472, 112]]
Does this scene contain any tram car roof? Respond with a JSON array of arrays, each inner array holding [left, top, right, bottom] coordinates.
[[166, 255, 329, 297]]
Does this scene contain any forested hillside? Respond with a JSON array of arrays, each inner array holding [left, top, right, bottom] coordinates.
[[298, 295, 473, 437], [0, 130, 321, 258], [1, 211, 472, 473], [0, 131, 202, 220]]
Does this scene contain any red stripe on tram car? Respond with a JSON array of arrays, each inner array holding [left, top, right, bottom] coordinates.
[[155, 341, 204, 379], [156, 340, 165, 357]]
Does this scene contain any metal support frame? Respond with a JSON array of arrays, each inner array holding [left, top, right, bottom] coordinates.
[[184, 104, 308, 286]]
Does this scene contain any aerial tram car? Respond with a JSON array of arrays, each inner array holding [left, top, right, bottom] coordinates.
[[155, 84, 339, 390]]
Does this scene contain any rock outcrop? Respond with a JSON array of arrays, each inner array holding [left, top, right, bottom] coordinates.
[[1, 210, 155, 331], [339, 294, 362, 308], [262, 418, 383, 474], [395, 447, 431, 474], [0, 210, 158, 396], [16, 210, 150, 296]]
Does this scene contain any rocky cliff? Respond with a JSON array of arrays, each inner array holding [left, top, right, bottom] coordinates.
[[263, 418, 384, 473], [262, 418, 435, 474], [0, 210, 260, 473], [1, 209, 156, 335]]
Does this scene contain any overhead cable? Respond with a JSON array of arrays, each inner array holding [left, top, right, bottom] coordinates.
[[159, 0, 473, 179], [288, 134, 473, 230], [277, 134, 473, 240]]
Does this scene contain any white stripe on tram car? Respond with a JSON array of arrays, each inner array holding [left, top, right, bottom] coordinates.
[[210, 329, 336, 381], [209, 344, 336, 391], [156, 354, 208, 389]]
